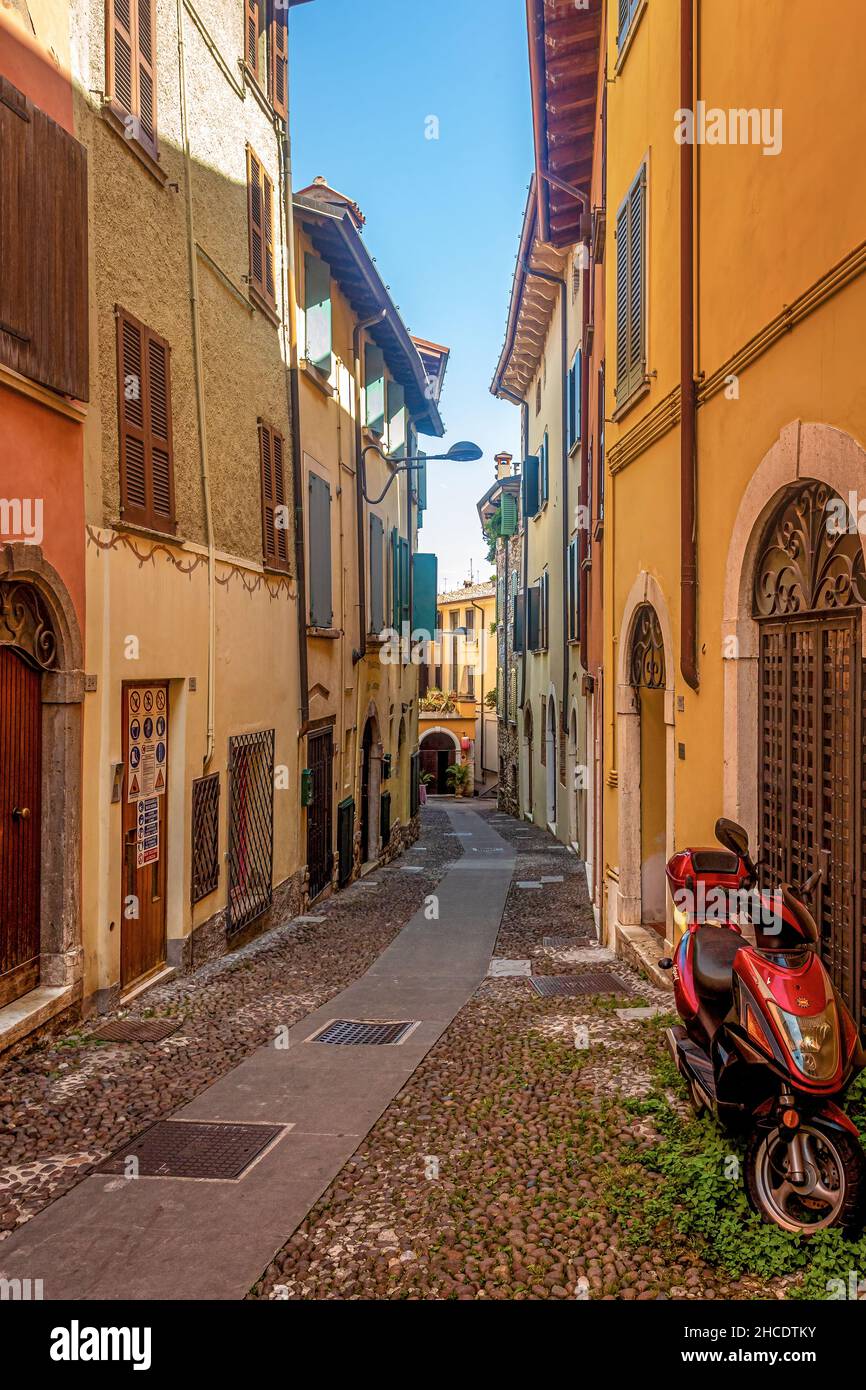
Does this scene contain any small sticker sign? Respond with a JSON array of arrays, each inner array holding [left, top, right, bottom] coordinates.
[[136, 796, 160, 868], [127, 686, 168, 801]]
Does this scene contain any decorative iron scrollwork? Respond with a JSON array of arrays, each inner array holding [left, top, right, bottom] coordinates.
[[753, 479, 866, 618], [629, 603, 666, 689], [0, 580, 59, 670]]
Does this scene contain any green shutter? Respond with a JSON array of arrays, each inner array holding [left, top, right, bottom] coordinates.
[[308, 472, 332, 627], [412, 552, 437, 635], [400, 537, 410, 624], [390, 527, 400, 626], [387, 379, 406, 457], [523, 454, 540, 518], [500, 493, 518, 536], [365, 344, 385, 434], [416, 451, 427, 511], [304, 253, 332, 374], [369, 514, 384, 633], [541, 432, 549, 502]]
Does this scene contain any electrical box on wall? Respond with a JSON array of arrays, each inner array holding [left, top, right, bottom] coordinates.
[[301, 768, 314, 806]]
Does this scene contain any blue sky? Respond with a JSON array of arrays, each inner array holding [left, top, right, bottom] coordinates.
[[289, 0, 532, 590]]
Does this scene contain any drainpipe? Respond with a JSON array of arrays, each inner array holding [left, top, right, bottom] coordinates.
[[680, 0, 699, 690], [577, 238, 591, 673], [352, 311, 387, 664], [523, 260, 569, 736], [497, 388, 529, 710], [177, 0, 215, 769]]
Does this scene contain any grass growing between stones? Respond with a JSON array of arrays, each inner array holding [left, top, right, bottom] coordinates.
[[600, 1016, 866, 1298]]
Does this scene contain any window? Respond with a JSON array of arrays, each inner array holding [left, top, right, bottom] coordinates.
[[308, 471, 332, 625], [615, 164, 647, 408], [617, 0, 642, 49], [567, 350, 582, 449], [598, 361, 606, 521], [365, 344, 386, 434], [464, 607, 475, 633], [106, 0, 158, 157], [390, 528, 409, 630], [434, 607, 442, 687], [535, 378, 542, 415], [247, 147, 276, 313], [369, 514, 385, 634], [465, 667, 476, 699], [259, 420, 289, 571], [527, 583, 541, 652], [116, 306, 175, 533], [244, 1, 288, 119], [304, 253, 332, 374]]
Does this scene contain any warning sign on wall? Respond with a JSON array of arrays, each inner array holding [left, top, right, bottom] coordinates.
[[136, 795, 160, 868], [127, 687, 168, 802]]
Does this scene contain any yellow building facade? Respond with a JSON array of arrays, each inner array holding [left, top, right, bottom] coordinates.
[[603, 0, 866, 1034]]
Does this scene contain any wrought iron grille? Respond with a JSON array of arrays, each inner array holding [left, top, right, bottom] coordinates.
[[191, 772, 220, 903], [753, 479, 866, 618], [228, 729, 274, 933], [629, 603, 665, 688]]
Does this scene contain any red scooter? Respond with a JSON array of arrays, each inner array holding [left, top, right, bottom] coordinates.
[[662, 817, 866, 1235]]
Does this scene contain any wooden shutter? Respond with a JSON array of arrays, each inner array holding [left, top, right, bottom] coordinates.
[[269, 6, 288, 120], [615, 197, 629, 401], [627, 168, 646, 398], [541, 432, 549, 501], [598, 360, 606, 519], [107, 0, 135, 113], [522, 454, 540, 519], [106, 0, 157, 153], [416, 451, 427, 511], [390, 527, 400, 627], [369, 514, 384, 634], [259, 421, 289, 570], [527, 584, 540, 651], [399, 538, 410, 624], [308, 472, 333, 626], [245, 0, 260, 77], [136, 0, 157, 153], [412, 553, 437, 636], [116, 307, 175, 532], [387, 380, 406, 457], [365, 344, 386, 434], [0, 76, 88, 399], [304, 253, 332, 373], [248, 148, 276, 311]]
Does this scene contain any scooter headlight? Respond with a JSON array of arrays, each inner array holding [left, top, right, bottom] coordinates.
[[766, 1000, 839, 1081]]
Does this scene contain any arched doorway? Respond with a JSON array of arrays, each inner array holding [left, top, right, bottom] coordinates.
[[522, 704, 533, 818], [567, 705, 579, 850], [0, 551, 83, 1016], [546, 694, 557, 828], [359, 710, 383, 865], [753, 479, 866, 1017], [630, 602, 668, 931], [419, 728, 458, 795]]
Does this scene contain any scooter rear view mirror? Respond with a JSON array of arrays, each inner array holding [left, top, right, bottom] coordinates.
[[715, 817, 750, 858]]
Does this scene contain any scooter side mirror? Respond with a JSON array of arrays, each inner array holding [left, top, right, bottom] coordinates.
[[715, 817, 750, 858]]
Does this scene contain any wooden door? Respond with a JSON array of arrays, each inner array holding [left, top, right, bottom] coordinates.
[[0, 648, 41, 1007], [360, 721, 372, 862], [121, 682, 168, 989], [759, 615, 861, 1020], [306, 729, 333, 898]]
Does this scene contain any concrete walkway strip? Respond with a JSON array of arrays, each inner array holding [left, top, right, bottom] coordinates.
[[0, 807, 515, 1302]]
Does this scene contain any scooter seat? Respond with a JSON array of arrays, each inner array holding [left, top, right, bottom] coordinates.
[[692, 926, 743, 997]]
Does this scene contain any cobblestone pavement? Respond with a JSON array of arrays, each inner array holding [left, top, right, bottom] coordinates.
[[249, 806, 790, 1301], [0, 808, 460, 1238]]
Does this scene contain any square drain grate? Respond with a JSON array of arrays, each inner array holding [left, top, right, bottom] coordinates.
[[90, 1018, 182, 1043], [309, 1019, 418, 1046], [97, 1120, 284, 1180], [529, 972, 631, 998], [543, 936, 583, 949]]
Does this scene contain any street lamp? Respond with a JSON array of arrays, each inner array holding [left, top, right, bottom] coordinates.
[[360, 439, 483, 505]]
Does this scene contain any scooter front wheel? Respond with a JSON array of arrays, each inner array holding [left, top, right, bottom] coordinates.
[[745, 1122, 866, 1236]]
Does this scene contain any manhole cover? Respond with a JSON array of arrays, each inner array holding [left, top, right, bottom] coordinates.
[[529, 973, 630, 998], [309, 1019, 418, 1046], [90, 1018, 182, 1043], [97, 1120, 284, 1179]]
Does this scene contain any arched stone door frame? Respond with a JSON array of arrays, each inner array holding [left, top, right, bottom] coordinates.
[[0, 543, 84, 1008], [521, 703, 534, 820], [616, 572, 676, 935], [723, 422, 866, 841], [545, 688, 557, 830], [360, 702, 384, 865]]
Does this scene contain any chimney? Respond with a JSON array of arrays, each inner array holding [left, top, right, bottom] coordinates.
[[494, 451, 513, 480]]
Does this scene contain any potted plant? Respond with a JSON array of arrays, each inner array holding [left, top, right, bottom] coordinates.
[[445, 759, 473, 798]]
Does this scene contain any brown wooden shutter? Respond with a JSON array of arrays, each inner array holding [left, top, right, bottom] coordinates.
[[259, 421, 289, 571], [270, 9, 288, 120], [247, 148, 276, 311], [107, 0, 135, 113], [136, 0, 158, 154], [116, 307, 175, 533], [245, 0, 260, 77]]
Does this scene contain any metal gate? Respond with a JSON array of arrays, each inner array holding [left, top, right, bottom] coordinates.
[[0, 648, 41, 1007], [754, 480, 866, 1029], [306, 728, 333, 899], [228, 729, 274, 933]]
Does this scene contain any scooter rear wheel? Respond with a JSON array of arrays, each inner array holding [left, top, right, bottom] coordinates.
[[745, 1122, 866, 1236]]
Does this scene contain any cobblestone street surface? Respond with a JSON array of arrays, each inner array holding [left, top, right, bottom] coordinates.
[[0, 809, 460, 1238]]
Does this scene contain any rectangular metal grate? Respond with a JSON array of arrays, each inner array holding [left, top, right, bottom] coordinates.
[[90, 1018, 182, 1043], [543, 936, 584, 949], [529, 972, 631, 998], [191, 772, 220, 903], [310, 1019, 417, 1046], [228, 728, 275, 933], [97, 1120, 284, 1180]]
